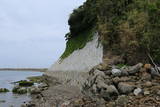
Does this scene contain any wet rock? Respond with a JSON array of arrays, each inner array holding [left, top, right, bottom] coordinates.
[[12, 86, 27, 94], [118, 82, 135, 94], [133, 88, 142, 96], [100, 85, 119, 100], [116, 95, 128, 106], [27, 76, 43, 83], [111, 69, 122, 76], [128, 63, 143, 74], [18, 80, 34, 87]]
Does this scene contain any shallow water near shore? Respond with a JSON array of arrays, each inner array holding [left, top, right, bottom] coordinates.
[[0, 71, 43, 107]]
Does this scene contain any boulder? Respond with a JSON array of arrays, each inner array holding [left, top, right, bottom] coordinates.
[[94, 69, 106, 79], [111, 69, 122, 77], [143, 81, 152, 87], [18, 80, 34, 87], [116, 95, 128, 106], [141, 72, 151, 80], [157, 90, 160, 96], [12, 86, 27, 94], [128, 63, 143, 74], [97, 63, 111, 71], [112, 77, 131, 85], [144, 91, 150, 95], [118, 82, 135, 94], [38, 83, 48, 90], [29, 87, 41, 94], [144, 64, 152, 70], [100, 85, 119, 100], [96, 80, 108, 90], [150, 68, 160, 77], [103, 70, 112, 75], [133, 88, 142, 96]]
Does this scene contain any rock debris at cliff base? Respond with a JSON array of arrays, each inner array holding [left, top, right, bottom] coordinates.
[[24, 63, 160, 107]]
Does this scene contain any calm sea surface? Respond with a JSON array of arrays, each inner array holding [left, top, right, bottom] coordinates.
[[0, 71, 43, 107]]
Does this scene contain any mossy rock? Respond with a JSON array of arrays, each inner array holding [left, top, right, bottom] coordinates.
[[18, 80, 34, 87], [12, 87, 27, 94], [0, 88, 9, 93], [27, 76, 43, 83]]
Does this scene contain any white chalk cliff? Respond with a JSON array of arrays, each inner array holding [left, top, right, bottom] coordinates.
[[47, 33, 103, 73]]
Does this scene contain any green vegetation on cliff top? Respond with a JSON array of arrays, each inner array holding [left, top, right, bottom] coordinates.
[[61, 28, 94, 59], [62, 0, 160, 64]]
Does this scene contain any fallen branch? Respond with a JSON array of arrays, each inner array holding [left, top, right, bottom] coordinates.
[[147, 53, 160, 74]]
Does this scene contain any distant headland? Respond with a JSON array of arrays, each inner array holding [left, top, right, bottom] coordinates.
[[0, 68, 47, 72]]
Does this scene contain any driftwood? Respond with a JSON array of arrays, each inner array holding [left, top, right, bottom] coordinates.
[[148, 53, 160, 74]]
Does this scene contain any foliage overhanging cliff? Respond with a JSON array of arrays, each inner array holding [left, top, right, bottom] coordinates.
[[61, 0, 160, 65]]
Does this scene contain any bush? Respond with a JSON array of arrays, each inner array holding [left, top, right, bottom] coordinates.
[[67, 1, 97, 39]]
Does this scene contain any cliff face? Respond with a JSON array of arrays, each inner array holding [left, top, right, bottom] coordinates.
[[48, 0, 160, 74], [48, 33, 103, 72]]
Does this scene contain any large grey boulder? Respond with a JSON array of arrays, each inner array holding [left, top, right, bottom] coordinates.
[[128, 63, 143, 74], [94, 69, 106, 78], [111, 69, 122, 76], [100, 85, 119, 100], [118, 82, 135, 94], [116, 95, 128, 106]]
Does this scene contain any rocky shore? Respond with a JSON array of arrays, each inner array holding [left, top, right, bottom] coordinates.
[[24, 63, 160, 107]]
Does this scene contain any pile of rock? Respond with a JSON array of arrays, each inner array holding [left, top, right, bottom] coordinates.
[[82, 63, 160, 106]]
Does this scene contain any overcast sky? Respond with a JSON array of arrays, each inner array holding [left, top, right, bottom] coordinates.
[[0, 0, 85, 68]]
